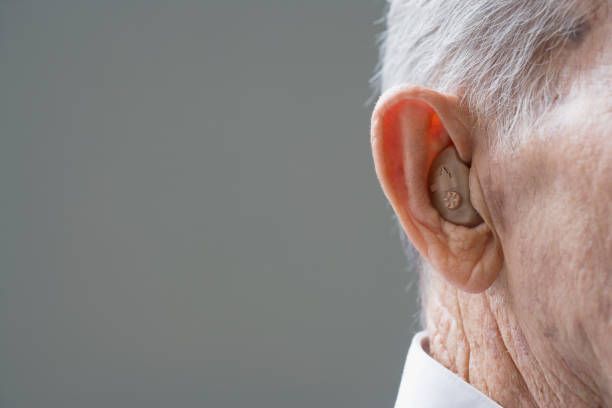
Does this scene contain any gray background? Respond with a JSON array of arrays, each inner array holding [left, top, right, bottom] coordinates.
[[0, 1, 420, 407]]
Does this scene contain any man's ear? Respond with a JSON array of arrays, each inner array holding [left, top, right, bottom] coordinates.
[[370, 85, 503, 293]]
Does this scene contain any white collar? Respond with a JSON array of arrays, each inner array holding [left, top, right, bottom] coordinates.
[[394, 331, 502, 408]]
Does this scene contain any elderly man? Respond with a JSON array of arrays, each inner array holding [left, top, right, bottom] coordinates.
[[370, 1, 611, 407]]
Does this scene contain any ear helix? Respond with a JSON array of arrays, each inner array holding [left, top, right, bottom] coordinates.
[[428, 146, 483, 227]]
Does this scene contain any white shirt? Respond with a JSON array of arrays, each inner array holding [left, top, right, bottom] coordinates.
[[395, 331, 502, 408]]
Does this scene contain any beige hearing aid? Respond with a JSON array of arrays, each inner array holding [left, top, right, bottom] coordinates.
[[428, 146, 483, 227]]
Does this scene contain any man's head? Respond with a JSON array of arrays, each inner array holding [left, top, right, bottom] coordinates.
[[371, 0, 611, 400]]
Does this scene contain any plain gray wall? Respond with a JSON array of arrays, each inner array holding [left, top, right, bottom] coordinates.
[[0, 1, 421, 407]]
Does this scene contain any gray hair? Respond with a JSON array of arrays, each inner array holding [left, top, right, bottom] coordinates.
[[374, 0, 602, 151], [372, 0, 603, 316]]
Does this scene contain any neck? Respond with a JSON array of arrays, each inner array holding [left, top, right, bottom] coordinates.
[[423, 272, 606, 408]]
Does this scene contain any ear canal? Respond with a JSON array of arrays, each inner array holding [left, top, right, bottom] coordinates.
[[428, 146, 483, 227]]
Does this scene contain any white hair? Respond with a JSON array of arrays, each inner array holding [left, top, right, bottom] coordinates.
[[372, 0, 603, 319], [374, 0, 602, 152]]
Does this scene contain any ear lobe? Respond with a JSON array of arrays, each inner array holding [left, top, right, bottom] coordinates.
[[370, 85, 503, 293]]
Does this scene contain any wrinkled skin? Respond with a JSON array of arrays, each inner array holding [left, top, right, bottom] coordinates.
[[427, 12, 611, 408]]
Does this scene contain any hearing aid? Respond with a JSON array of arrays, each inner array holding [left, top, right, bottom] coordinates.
[[428, 146, 483, 227]]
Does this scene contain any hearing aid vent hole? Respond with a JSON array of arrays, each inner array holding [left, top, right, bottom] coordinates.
[[443, 191, 461, 210]]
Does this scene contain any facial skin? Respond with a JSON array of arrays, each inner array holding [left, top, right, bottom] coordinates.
[[371, 8, 611, 408]]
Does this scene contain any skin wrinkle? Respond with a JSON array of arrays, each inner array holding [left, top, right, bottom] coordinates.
[[548, 355, 596, 406], [480, 293, 517, 380], [484, 278, 560, 406], [427, 277, 538, 407], [454, 290, 470, 382], [483, 293, 534, 408], [512, 235, 596, 404], [525, 333, 565, 407], [498, 255, 604, 399], [567, 323, 603, 399], [429, 293, 456, 371]]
